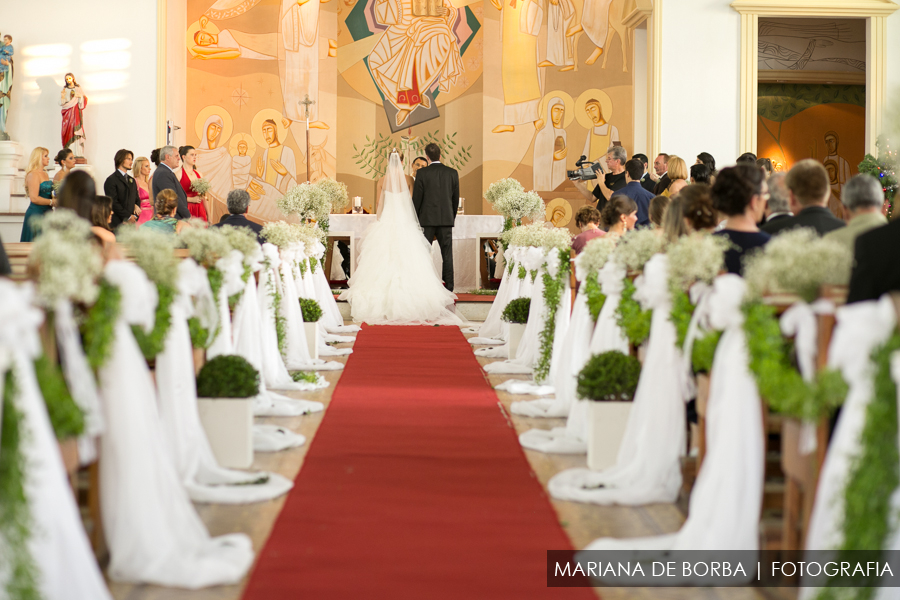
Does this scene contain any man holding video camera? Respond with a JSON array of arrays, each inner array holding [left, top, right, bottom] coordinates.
[[570, 145, 628, 212]]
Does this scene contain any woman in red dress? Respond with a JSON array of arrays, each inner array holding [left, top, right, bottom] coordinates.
[[177, 145, 209, 221]]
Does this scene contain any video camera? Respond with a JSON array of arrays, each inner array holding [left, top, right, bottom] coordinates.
[[567, 155, 601, 181]]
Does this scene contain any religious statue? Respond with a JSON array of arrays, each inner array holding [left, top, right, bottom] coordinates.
[[823, 130, 851, 201], [581, 98, 620, 163], [490, 0, 543, 133], [368, 0, 465, 128], [533, 97, 567, 191], [0, 33, 14, 141], [60, 73, 87, 159]]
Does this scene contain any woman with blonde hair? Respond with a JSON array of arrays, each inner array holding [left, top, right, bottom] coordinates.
[[661, 196, 688, 242], [133, 156, 154, 226], [20, 146, 53, 241], [662, 155, 688, 197]]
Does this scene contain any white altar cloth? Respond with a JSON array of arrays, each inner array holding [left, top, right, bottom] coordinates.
[[328, 214, 503, 291]]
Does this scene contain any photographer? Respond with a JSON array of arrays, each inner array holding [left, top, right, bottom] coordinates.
[[572, 145, 627, 212]]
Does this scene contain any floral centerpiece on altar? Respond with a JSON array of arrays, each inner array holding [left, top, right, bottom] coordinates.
[[316, 178, 350, 214], [485, 178, 544, 232], [278, 178, 349, 234]]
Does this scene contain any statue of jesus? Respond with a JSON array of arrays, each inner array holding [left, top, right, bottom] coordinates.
[[60, 73, 87, 159]]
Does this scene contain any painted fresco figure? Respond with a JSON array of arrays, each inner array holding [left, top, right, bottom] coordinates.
[[581, 98, 619, 163], [280, 0, 329, 129], [247, 119, 297, 203], [823, 130, 851, 201], [538, 0, 577, 70], [568, 0, 628, 69], [368, 0, 465, 128], [533, 97, 567, 191], [60, 73, 87, 159], [0, 34, 13, 141], [195, 114, 235, 220], [232, 140, 253, 189], [491, 0, 543, 133]]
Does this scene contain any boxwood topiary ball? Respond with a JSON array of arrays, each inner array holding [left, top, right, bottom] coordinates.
[[299, 297, 323, 322], [576, 351, 641, 401], [501, 297, 531, 324], [196, 354, 261, 398]]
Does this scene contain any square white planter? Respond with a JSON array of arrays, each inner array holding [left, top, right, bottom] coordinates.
[[197, 397, 254, 469], [586, 401, 633, 471], [508, 323, 526, 359], [304, 321, 319, 360]]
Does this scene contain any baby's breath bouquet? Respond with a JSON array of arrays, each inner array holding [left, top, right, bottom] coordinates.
[[278, 181, 331, 222], [484, 178, 524, 210], [220, 225, 261, 259], [500, 222, 547, 248], [294, 222, 327, 256], [667, 233, 729, 295], [178, 226, 232, 269], [575, 236, 617, 280], [190, 178, 211, 196], [316, 178, 349, 213], [29, 211, 103, 305], [743, 228, 852, 302], [540, 226, 572, 251], [261, 220, 302, 249], [613, 229, 667, 273], [494, 190, 545, 224]]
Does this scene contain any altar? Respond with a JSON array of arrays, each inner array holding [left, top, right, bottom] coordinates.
[[327, 214, 504, 291]]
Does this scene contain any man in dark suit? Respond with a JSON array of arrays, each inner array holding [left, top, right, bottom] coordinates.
[[214, 189, 263, 243], [412, 143, 459, 291], [762, 159, 845, 237], [847, 217, 900, 303], [632, 153, 657, 194], [104, 149, 140, 228], [652, 153, 670, 195], [612, 159, 655, 227], [760, 172, 792, 233], [151, 145, 190, 219]]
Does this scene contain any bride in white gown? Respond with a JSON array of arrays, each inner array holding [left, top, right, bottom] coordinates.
[[340, 151, 462, 325]]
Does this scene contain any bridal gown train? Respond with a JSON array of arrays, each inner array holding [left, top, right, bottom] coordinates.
[[339, 154, 462, 325]]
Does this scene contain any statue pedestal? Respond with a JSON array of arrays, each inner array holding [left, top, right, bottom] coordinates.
[[0, 140, 25, 213]]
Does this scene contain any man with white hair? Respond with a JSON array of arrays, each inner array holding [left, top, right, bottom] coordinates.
[[824, 174, 887, 251], [151, 145, 190, 219], [214, 189, 264, 243], [573, 144, 628, 212]]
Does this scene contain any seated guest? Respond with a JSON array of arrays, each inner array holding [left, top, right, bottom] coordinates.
[[680, 183, 718, 233], [571, 206, 605, 254], [690, 163, 711, 185], [151, 146, 190, 220], [20, 146, 53, 242], [144, 190, 189, 235], [764, 159, 845, 236], [696, 152, 716, 177], [661, 196, 687, 242], [573, 145, 628, 212], [824, 174, 887, 251], [633, 153, 657, 193], [847, 215, 900, 303], [56, 170, 95, 222], [757, 157, 774, 175], [711, 164, 770, 275], [736, 152, 757, 165], [214, 189, 263, 243], [760, 172, 792, 232], [649, 195, 668, 229], [661, 156, 688, 197], [610, 158, 654, 226], [104, 148, 140, 228], [52, 148, 76, 186], [90, 195, 122, 261], [601, 195, 638, 238]]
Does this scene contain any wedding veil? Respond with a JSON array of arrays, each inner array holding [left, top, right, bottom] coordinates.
[[377, 151, 421, 227]]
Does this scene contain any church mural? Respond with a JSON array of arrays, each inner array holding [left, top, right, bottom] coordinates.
[[182, 0, 634, 220]]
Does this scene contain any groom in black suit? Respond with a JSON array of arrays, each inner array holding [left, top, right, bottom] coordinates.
[[412, 143, 459, 291]]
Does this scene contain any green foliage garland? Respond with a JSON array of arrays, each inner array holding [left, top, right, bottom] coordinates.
[[33, 354, 85, 440], [207, 267, 224, 301], [133, 283, 176, 360], [691, 330, 721, 374], [267, 262, 288, 358], [0, 370, 41, 600], [196, 355, 261, 398], [742, 302, 847, 421], [583, 275, 606, 322], [517, 265, 526, 280], [299, 297, 323, 322], [615, 279, 652, 346], [819, 332, 900, 598], [507, 261, 515, 276], [227, 264, 253, 312], [298, 259, 307, 277], [576, 351, 642, 401], [535, 249, 569, 383], [82, 279, 122, 371], [669, 290, 695, 350], [188, 317, 210, 349], [529, 269, 538, 283], [291, 371, 320, 384], [501, 297, 531, 324], [189, 267, 225, 350], [309, 256, 318, 274]]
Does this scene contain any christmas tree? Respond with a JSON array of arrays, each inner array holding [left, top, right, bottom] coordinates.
[[858, 136, 897, 219]]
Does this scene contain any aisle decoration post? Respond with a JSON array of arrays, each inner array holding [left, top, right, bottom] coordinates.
[[178, 226, 231, 349], [577, 237, 618, 321], [612, 229, 666, 348], [534, 227, 573, 383]]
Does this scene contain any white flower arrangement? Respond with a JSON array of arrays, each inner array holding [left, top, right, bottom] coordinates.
[[494, 189, 545, 222], [743, 228, 853, 302], [29, 211, 103, 305], [316, 178, 349, 213], [613, 228, 667, 273], [295, 222, 327, 252], [540, 225, 572, 251], [575, 236, 618, 279], [261, 220, 302, 248], [277, 181, 331, 223], [118, 227, 179, 289], [484, 178, 524, 208], [219, 225, 260, 257], [178, 226, 232, 268], [190, 178, 211, 196], [500, 222, 548, 248], [666, 233, 729, 294]]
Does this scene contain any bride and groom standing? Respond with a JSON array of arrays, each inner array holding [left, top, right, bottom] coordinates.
[[340, 144, 464, 325]]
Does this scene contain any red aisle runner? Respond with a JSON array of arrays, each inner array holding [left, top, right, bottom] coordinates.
[[242, 326, 593, 599]]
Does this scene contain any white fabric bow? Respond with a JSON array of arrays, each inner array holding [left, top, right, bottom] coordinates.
[[597, 260, 626, 297], [216, 250, 246, 298], [104, 260, 157, 331], [310, 239, 326, 260], [680, 281, 713, 402], [261, 242, 281, 270], [520, 246, 545, 272], [243, 244, 264, 273], [708, 274, 747, 331], [544, 248, 562, 278], [0, 280, 44, 373], [634, 254, 669, 311]]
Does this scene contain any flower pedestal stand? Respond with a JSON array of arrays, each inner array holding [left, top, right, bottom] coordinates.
[[508, 323, 526, 359], [197, 397, 254, 468], [304, 321, 319, 360], [586, 401, 632, 471]]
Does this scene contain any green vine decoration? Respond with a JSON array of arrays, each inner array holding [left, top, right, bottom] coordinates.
[[0, 370, 41, 600], [133, 283, 176, 360], [535, 249, 569, 383], [583, 274, 606, 322], [309, 257, 318, 274], [529, 269, 538, 283], [352, 130, 472, 178], [271, 267, 288, 358], [227, 264, 253, 312], [615, 279, 652, 347], [188, 317, 210, 350], [669, 290, 695, 350], [189, 267, 224, 350], [507, 261, 515, 276], [742, 302, 847, 421], [819, 332, 900, 598], [33, 354, 85, 440], [207, 267, 224, 301], [298, 260, 308, 278], [82, 279, 122, 371], [518, 265, 526, 280], [291, 371, 320, 384], [691, 330, 721, 374]]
